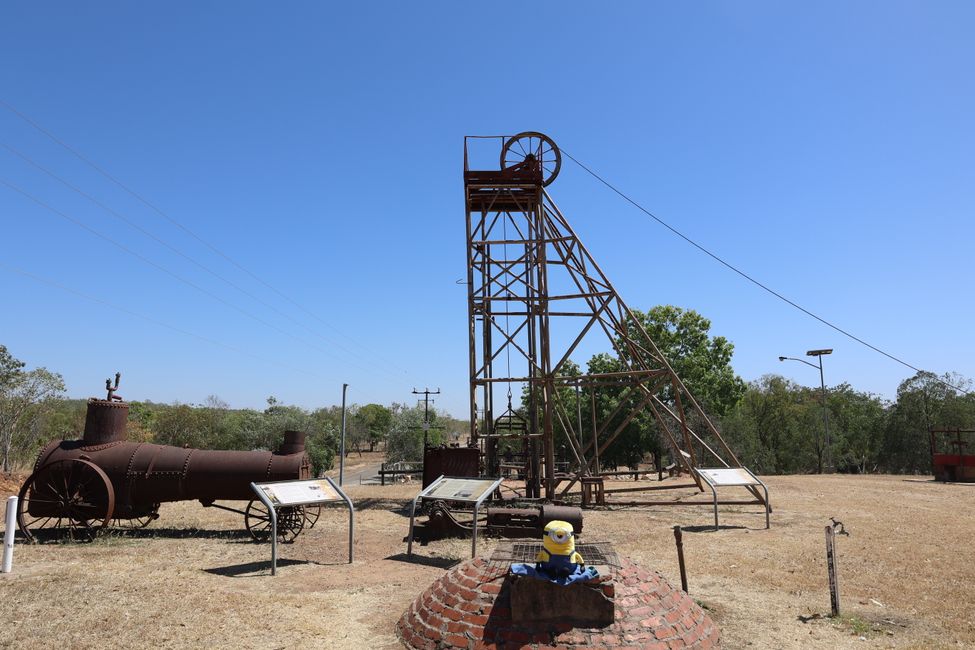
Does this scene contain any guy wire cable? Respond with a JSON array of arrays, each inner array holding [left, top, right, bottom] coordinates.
[[561, 147, 971, 397]]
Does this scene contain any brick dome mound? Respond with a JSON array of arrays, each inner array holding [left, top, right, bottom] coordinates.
[[398, 555, 720, 649]]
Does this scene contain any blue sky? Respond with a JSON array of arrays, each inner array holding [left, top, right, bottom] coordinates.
[[1, 2, 972, 417]]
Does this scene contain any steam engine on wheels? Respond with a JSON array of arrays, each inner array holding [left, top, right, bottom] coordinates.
[[17, 376, 316, 543]]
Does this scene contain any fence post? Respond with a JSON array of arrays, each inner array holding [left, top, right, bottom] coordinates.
[[825, 525, 840, 616], [673, 525, 688, 593], [3, 496, 17, 574]]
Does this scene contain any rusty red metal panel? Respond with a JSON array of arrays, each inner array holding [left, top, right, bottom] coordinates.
[[422, 446, 480, 488]]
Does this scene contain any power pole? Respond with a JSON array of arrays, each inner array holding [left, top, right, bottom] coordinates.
[[412, 387, 441, 447], [339, 383, 348, 486]]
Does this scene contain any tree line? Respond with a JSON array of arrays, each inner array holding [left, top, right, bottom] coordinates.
[[0, 344, 467, 475], [3, 308, 974, 477], [521, 306, 975, 476]]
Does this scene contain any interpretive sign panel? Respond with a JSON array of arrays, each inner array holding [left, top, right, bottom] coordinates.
[[255, 478, 342, 507], [696, 468, 761, 487], [250, 476, 354, 575], [694, 467, 770, 530], [407, 475, 503, 559], [425, 477, 500, 502]]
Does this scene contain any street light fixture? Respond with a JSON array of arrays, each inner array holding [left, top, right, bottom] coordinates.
[[778, 349, 833, 472]]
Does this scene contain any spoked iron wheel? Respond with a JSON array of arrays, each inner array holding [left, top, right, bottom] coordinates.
[[500, 131, 561, 186], [113, 504, 159, 529], [17, 459, 115, 543], [302, 503, 321, 529], [244, 500, 305, 543]]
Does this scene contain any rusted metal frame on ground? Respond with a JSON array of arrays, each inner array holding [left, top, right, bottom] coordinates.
[[602, 483, 703, 495], [603, 499, 764, 506]]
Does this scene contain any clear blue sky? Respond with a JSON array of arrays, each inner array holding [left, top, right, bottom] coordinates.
[[1, 2, 972, 417]]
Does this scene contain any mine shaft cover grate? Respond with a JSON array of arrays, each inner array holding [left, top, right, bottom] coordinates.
[[490, 540, 620, 568]]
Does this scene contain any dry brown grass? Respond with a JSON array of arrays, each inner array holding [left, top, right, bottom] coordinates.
[[1, 472, 972, 649]]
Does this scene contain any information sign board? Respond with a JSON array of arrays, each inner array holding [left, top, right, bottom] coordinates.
[[255, 478, 343, 507], [694, 467, 770, 531], [424, 477, 499, 502], [251, 475, 354, 575], [406, 475, 503, 559], [696, 468, 761, 487]]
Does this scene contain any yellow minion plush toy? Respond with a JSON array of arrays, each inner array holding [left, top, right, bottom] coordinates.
[[535, 520, 583, 578]]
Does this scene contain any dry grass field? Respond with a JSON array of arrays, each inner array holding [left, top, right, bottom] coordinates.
[[1, 459, 972, 649]]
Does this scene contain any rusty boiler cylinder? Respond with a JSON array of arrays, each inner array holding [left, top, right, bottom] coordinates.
[[83, 398, 129, 445], [277, 430, 306, 455]]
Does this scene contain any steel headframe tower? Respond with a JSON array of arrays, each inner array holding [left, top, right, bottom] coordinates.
[[464, 132, 753, 502]]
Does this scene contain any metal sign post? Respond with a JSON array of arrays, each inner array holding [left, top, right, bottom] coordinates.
[[694, 467, 770, 531], [250, 476, 354, 576], [407, 475, 503, 559]]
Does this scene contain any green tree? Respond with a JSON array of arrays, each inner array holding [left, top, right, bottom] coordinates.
[[0, 346, 66, 472], [882, 372, 975, 473], [622, 306, 745, 417], [353, 403, 393, 452], [386, 402, 446, 464], [828, 384, 888, 474]]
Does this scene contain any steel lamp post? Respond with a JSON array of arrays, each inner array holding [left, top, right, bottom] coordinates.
[[778, 349, 833, 473]]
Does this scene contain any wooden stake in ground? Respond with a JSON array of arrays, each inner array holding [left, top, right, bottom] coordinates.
[[674, 525, 688, 593], [825, 524, 840, 616]]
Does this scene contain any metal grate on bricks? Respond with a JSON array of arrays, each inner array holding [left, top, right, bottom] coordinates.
[[489, 541, 620, 568]]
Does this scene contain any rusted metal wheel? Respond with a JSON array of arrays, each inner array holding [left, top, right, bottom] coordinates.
[[17, 458, 115, 542], [113, 504, 159, 529], [302, 503, 321, 529], [245, 500, 305, 543], [500, 131, 561, 186]]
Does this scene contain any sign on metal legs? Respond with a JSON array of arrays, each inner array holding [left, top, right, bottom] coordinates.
[[250, 477, 354, 576], [406, 475, 503, 559]]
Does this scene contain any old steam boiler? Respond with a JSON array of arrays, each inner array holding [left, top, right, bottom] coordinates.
[[17, 376, 316, 542]]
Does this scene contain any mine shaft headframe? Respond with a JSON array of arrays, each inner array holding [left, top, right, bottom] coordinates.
[[465, 132, 562, 187]]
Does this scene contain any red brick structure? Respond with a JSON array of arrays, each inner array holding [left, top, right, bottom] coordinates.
[[397, 555, 720, 649]]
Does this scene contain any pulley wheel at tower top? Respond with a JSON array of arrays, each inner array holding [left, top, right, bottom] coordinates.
[[500, 132, 561, 186]]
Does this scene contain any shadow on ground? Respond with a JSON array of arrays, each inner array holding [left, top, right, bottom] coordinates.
[[680, 524, 748, 533], [384, 552, 461, 569], [204, 558, 314, 577]]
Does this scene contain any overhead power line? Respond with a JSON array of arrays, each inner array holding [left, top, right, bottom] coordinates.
[[0, 98, 415, 382], [561, 148, 972, 397], [0, 177, 393, 380], [0, 141, 402, 381]]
